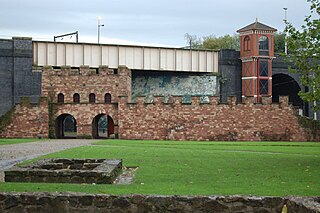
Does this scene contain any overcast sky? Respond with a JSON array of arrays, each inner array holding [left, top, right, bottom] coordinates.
[[0, 0, 311, 47]]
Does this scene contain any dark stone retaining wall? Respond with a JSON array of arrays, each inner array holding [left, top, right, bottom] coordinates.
[[0, 192, 319, 213]]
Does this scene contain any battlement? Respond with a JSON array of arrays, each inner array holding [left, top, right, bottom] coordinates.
[[122, 95, 289, 107], [41, 65, 130, 76]]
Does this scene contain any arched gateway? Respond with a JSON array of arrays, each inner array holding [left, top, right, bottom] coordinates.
[[92, 114, 115, 138], [272, 74, 303, 107], [55, 114, 77, 138]]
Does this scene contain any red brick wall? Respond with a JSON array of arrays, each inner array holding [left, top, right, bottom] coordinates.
[[54, 103, 118, 137], [0, 65, 309, 141], [41, 66, 130, 138], [0, 97, 49, 138], [118, 96, 307, 141], [42, 66, 132, 104]]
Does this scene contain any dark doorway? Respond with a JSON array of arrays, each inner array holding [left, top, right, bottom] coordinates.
[[92, 114, 115, 139], [272, 74, 304, 106], [55, 114, 77, 138]]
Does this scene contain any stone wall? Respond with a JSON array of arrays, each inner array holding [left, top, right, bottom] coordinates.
[[41, 65, 132, 104], [118, 95, 307, 141], [0, 38, 41, 116], [54, 103, 119, 138], [0, 192, 319, 213], [0, 97, 49, 138], [5, 158, 122, 184]]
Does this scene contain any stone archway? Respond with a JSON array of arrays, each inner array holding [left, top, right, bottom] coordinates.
[[55, 114, 77, 139], [92, 114, 115, 139], [272, 74, 304, 108]]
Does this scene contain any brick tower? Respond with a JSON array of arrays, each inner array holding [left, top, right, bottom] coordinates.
[[237, 19, 277, 102]]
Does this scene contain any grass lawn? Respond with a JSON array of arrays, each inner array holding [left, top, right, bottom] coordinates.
[[0, 140, 319, 196], [0, 138, 43, 145]]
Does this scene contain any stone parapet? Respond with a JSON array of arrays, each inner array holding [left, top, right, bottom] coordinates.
[[121, 95, 288, 107], [0, 192, 319, 213]]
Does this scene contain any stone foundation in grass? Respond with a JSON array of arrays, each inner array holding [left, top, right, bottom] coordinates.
[[4, 158, 122, 184], [0, 192, 319, 213]]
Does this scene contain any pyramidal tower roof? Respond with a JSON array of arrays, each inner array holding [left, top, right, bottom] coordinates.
[[237, 19, 277, 33]]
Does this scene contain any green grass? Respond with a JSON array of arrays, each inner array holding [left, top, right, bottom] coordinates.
[[0, 140, 319, 196], [0, 138, 43, 145]]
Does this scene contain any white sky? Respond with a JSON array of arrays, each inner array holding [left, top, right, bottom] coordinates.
[[0, 0, 311, 47]]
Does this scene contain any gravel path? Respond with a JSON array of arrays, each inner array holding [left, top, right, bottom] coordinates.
[[0, 139, 95, 182]]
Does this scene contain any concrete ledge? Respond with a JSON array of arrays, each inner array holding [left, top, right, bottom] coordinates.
[[0, 192, 319, 213]]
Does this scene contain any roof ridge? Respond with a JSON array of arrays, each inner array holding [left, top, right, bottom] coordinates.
[[237, 20, 277, 33]]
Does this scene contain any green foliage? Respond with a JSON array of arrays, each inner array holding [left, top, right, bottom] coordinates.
[[0, 107, 15, 133], [48, 91, 57, 139], [285, 0, 320, 112], [298, 115, 320, 129], [203, 34, 240, 50], [1, 140, 319, 196], [274, 32, 286, 53], [184, 33, 239, 50]]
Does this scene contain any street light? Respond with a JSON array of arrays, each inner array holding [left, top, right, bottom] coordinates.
[[97, 16, 104, 44], [283, 8, 288, 55]]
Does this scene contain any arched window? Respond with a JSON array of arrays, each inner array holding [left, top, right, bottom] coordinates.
[[244, 36, 250, 51], [73, 93, 80, 103], [259, 36, 269, 50], [57, 93, 64, 103], [89, 93, 96, 103], [105, 93, 112, 103]]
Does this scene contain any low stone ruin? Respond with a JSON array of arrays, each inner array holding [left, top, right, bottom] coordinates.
[[4, 158, 122, 184]]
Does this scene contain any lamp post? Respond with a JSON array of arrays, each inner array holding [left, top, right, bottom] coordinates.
[[97, 16, 104, 44], [283, 8, 288, 55]]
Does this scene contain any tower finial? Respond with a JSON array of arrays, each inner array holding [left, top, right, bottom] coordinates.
[[256, 17, 258, 23]]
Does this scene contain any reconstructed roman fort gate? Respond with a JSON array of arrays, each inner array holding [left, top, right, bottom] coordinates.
[[0, 21, 318, 141]]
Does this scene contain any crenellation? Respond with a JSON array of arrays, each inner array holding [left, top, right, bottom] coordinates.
[[209, 96, 219, 105], [200, 96, 210, 104], [279, 96, 289, 106], [191, 96, 201, 105], [227, 96, 237, 106], [172, 96, 183, 105], [119, 95, 287, 107], [261, 96, 272, 105], [153, 96, 163, 104], [243, 96, 255, 106]]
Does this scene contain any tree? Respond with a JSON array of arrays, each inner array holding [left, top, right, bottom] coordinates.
[[184, 33, 203, 49], [184, 33, 239, 50], [285, 0, 320, 118], [274, 32, 286, 53], [202, 34, 240, 50]]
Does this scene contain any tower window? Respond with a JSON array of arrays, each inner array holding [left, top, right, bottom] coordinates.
[[259, 36, 269, 50], [259, 60, 269, 77], [259, 80, 269, 95], [244, 36, 250, 51], [57, 93, 64, 103], [89, 93, 96, 103], [73, 93, 80, 103]]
